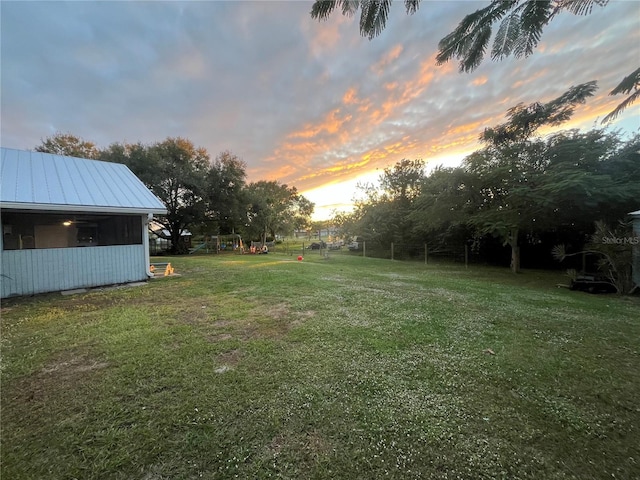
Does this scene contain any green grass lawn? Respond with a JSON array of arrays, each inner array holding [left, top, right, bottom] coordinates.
[[1, 253, 639, 479]]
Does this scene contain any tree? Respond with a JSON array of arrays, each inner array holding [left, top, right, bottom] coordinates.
[[244, 181, 314, 245], [331, 159, 426, 256], [410, 166, 481, 255], [101, 138, 210, 254], [35, 132, 99, 159], [311, 0, 638, 122], [206, 150, 248, 235], [147, 138, 210, 254], [480, 81, 598, 145], [463, 83, 597, 272], [538, 129, 640, 231], [379, 158, 424, 204], [463, 141, 550, 273], [410, 128, 639, 272]]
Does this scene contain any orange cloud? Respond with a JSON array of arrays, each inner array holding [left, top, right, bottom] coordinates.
[[252, 53, 499, 197], [371, 44, 403, 75], [472, 76, 488, 86], [342, 87, 358, 105], [444, 120, 485, 137]]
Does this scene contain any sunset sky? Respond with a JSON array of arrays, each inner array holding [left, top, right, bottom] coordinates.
[[2, 1, 638, 220]]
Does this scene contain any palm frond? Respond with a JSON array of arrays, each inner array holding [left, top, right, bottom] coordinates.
[[601, 67, 640, 123], [492, 11, 521, 60], [602, 89, 640, 123], [514, 0, 552, 58], [404, 0, 421, 15], [310, 0, 339, 20], [552, 0, 609, 17], [551, 244, 567, 261], [436, 1, 519, 70], [341, 0, 361, 17], [609, 67, 640, 95], [462, 25, 493, 72], [547, 81, 598, 109], [360, 0, 392, 39], [481, 82, 598, 144]]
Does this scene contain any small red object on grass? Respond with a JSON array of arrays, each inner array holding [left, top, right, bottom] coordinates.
[[297, 256, 303, 261]]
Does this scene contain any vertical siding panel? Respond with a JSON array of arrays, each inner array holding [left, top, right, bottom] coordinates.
[[20, 250, 30, 295], [51, 249, 60, 292], [32, 250, 40, 294], [67, 248, 74, 290], [46, 249, 53, 292], [65, 248, 74, 290], [1, 252, 14, 297], [30, 250, 39, 294], [1, 246, 149, 298], [21, 250, 31, 295]]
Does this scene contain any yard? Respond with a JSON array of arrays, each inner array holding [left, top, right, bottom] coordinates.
[[1, 253, 639, 479]]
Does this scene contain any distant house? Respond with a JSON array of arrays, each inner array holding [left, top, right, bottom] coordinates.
[[632, 210, 640, 291], [148, 220, 192, 254], [1, 147, 167, 298]]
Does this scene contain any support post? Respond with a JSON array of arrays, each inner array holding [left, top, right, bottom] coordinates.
[[465, 244, 469, 269]]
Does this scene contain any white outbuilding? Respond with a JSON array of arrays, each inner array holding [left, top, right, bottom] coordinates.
[[1, 147, 167, 298]]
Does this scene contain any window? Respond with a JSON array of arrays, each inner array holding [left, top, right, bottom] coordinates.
[[2, 211, 142, 250]]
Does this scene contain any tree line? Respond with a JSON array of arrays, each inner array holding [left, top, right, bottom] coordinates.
[[34, 134, 314, 254], [331, 89, 639, 287]]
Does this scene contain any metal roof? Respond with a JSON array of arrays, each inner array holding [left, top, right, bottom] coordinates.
[[0, 147, 167, 214]]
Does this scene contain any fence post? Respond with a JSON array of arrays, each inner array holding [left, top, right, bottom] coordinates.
[[363, 241, 366, 258], [391, 242, 394, 261], [465, 244, 469, 269], [425, 243, 428, 265]]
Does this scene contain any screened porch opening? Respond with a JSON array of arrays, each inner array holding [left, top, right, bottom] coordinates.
[[2, 211, 143, 250]]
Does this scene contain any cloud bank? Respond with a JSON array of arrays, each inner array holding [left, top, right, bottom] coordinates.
[[2, 1, 638, 219]]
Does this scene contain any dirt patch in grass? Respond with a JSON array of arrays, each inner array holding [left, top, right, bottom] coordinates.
[[173, 302, 219, 325], [40, 355, 109, 375], [205, 333, 234, 342], [216, 348, 242, 366], [265, 303, 290, 320], [8, 350, 108, 404], [267, 429, 332, 459], [291, 310, 316, 327]]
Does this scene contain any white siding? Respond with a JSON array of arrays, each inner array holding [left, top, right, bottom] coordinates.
[[1, 245, 148, 298]]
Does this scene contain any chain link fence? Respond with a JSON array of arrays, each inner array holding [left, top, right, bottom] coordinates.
[[267, 241, 485, 266]]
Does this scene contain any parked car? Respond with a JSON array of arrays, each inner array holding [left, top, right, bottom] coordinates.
[[309, 241, 326, 250]]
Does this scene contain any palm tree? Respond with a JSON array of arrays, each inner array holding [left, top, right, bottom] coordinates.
[[310, 0, 638, 122]]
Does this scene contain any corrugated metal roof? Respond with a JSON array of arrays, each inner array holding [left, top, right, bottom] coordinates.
[[0, 147, 167, 214]]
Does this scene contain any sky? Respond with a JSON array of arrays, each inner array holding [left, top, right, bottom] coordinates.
[[2, 1, 639, 221]]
